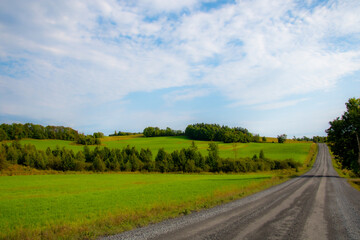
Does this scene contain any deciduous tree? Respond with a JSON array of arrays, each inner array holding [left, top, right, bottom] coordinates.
[[277, 134, 287, 143], [327, 97, 360, 174]]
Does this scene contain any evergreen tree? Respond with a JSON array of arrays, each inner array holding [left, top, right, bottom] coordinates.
[[259, 150, 265, 159], [93, 155, 106, 172], [207, 143, 219, 172], [155, 148, 170, 172]]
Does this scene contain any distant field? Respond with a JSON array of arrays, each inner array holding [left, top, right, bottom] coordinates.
[[17, 136, 313, 163], [0, 172, 277, 239]]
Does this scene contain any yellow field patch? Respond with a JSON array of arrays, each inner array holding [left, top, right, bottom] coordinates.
[[101, 135, 143, 142]]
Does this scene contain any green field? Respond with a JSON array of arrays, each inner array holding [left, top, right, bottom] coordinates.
[[18, 136, 312, 163], [1, 136, 316, 238], [0, 172, 279, 239]]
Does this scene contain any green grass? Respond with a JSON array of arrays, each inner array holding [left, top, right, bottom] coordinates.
[[19, 139, 78, 151], [18, 136, 312, 163], [0, 172, 280, 239], [1, 137, 316, 238], [330, 149, 360, 191]]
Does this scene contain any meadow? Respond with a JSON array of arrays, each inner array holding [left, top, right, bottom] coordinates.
[[0, 172, 283, 239], [1, 136, 317, 239], [19, 135, 312, 163]]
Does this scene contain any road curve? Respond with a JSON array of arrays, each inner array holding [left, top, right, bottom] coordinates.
[[102, 144, 360, 240]]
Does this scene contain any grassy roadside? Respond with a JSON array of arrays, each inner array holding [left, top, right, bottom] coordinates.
[[329, 148, 360, 191], [289, 142, 318, 177], [301, 142, 318, 172]]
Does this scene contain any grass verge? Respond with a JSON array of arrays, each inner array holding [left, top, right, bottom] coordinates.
[[330, 152, 360, 191], [289, 142, 318, 178]]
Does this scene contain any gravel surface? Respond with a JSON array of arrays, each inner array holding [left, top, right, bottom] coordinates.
[[100, 144, 360, 240]]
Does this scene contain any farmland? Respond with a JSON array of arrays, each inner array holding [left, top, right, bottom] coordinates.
[[0, 172, 283, 239], [0, 135, 317, 239], [18, 135, 313, 163]]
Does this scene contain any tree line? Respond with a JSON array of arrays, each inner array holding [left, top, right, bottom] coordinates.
[[0, 123, 80, 141], [184, 123, 259, 143], [327, 97, 360, 175], [109, 131, 140, 136], [0, 141, 300, 173], [291, 135, 327, 143], [143, 127, 184, 137], [0, 123, 103, 146]]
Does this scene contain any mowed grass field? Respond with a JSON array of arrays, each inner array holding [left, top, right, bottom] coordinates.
[[0, 172, 281, 239], [18, 135, 313, 163]]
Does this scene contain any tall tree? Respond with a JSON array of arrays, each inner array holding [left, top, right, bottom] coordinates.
[[155, 148, 170, 172], [93, 154, 106, 172], [207, 143, 219, 172], [327, 97, 360, 173]]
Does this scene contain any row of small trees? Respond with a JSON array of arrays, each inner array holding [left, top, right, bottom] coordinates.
[[109, 131, 140, 136], [0, 141, 300, 173]]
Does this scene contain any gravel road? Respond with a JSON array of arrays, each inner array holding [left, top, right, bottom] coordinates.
[[101, 144, 360, 240]]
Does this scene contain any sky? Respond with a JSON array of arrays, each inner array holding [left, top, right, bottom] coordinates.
[[0, 0, 359, 137]]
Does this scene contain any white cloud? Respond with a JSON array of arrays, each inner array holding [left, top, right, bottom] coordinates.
[[193, 0, 360, 105], [251, 98, 308, 111], [163, 88, 211, 104], [137, 0, 199, 13], [0, 0, 359, 133]]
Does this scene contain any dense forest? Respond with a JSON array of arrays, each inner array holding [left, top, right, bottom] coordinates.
[[0, 142, 300, 173], [0, 123, 79, 141], [184, 123, 259, 143]]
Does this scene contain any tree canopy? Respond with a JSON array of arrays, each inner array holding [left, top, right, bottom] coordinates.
[[277, 134, 287, 143], [326, 97, 360, 174], [0, 123, 79, 141], [185, 123, 256, 143], [143, 127, 184, 137]]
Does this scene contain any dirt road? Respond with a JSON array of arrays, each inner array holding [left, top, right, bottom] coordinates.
[[102, 144, 360, 240]]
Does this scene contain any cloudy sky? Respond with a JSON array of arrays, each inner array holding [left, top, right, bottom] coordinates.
[[0, 0, 359, 137]]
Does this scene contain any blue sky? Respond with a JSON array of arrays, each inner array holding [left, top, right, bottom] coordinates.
[[0, 0, 359, 137]]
